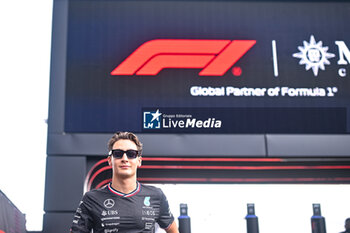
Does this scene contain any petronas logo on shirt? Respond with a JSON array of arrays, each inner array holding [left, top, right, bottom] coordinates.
[[144, 196, 151, 206]]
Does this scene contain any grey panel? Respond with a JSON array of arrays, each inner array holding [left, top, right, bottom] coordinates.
[[43, 212, 75, 233], [47, 133, 267, 157], [47, 0, 68, 134], [44, 156, 86, 211], [140, 134, 266, 156], [266, 134, 350, 157], [47, 133, 109, 155]]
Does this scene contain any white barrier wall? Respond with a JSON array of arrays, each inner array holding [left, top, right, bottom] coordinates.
[[155, 184, 350, 233]]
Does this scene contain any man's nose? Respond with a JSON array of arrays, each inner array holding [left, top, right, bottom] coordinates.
[[121, 152, 129, 160]]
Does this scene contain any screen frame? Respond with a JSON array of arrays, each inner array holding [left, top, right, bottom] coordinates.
[[47, 0, 350, 158]]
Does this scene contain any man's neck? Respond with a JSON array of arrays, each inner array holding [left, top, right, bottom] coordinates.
[[111, 176, 137, 194]]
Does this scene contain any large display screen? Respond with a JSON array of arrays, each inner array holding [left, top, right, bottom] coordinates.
[[64, 0, 350, 134]]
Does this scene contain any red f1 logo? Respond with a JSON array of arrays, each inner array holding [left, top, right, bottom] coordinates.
[[111, 39, 256, 76]]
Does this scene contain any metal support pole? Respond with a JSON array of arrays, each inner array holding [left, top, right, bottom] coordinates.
[[311, 203, 327, 233], [178, 203, 191, 233], [245, 203, 259, 233]]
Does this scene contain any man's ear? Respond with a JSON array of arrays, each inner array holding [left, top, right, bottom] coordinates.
[[107, 156, 112, 166], [138, 157, 142, 167]]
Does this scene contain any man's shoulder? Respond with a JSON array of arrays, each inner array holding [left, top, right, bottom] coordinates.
[[83, 185, 109, 198]]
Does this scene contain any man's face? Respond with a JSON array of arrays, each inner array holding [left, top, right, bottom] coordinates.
[[108, 139, 142, 179], [345, 220, 350, 230]]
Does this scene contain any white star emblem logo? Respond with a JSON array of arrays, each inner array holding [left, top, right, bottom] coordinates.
[[103, 199, 115, 208], [150, 109, 162, 122], [293, 35, 335, 76]]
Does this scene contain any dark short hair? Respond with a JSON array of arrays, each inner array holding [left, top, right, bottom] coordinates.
[[107, 131, 143, 154]]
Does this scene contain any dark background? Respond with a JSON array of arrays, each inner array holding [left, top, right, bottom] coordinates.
[[64, 0, 350, 133]]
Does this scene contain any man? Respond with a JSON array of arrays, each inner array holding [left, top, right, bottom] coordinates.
[[71, 132, 179, 233], [340, 218, 350, 233]]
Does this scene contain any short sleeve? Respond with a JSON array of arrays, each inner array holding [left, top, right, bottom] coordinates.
[[157, 189, 175, 229], [70, 194, 94, 233]]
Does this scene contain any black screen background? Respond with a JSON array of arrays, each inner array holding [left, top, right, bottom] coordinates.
[[64, 0, 350, 133]]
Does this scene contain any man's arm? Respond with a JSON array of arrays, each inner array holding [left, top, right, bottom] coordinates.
[[165, 221, 179, 233], [70, 197, 93, 233]]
